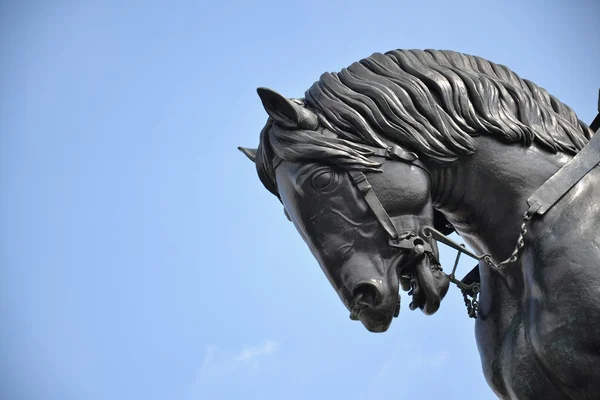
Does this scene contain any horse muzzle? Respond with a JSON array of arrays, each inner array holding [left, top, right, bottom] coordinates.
[[348, 280, 400, 333]]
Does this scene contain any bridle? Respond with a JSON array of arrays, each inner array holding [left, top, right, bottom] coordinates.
[[346, 124, 600, 318], [270, 115, 600, 319]]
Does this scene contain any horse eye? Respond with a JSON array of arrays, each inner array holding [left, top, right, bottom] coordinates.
[[312, 170, 336, 191]]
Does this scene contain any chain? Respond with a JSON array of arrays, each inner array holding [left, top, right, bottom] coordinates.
[[461, 284, 480, 319], [452, 210, 533, 318], [399, 209, 535, 319], [452, 210, 534, 318], [483, 210, 534, 271]]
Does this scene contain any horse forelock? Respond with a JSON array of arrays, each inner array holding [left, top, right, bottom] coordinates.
[[255, 118, 383, 199]]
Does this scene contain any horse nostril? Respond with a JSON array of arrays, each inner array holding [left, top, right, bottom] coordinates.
[[353, 283, 381, 308]]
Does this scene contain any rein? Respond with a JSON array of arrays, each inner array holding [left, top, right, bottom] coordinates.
[[351, 124, 600, 318]]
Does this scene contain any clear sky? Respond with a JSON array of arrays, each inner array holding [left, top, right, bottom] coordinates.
[[1, 1, 598, 399]]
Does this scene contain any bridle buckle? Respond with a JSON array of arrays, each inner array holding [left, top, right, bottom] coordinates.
[[389, 235, 433, 255]]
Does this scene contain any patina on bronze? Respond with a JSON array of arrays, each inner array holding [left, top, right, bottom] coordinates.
[[239, 49, 600, 399]]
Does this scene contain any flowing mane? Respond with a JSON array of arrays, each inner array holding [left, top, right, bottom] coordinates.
[[255, 49, 594, 198]]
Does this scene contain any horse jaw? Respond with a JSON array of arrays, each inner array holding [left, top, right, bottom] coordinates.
[[403, 255, 450, 315]]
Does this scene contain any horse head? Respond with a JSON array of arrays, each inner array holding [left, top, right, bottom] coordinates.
[[240, 87, 449, 332]]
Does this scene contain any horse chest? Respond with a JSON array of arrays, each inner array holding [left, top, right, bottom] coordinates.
[[476, 260, 600, 398], [477, 310, 580, 400]]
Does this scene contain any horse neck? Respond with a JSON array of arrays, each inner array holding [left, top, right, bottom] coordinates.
[[429, 135, 572, 263]]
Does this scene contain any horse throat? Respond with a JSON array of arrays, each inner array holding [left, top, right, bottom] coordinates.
[[430, 135, 572, 264]]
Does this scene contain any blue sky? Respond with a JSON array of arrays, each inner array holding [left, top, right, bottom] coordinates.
[[1, 1, 598, 399]]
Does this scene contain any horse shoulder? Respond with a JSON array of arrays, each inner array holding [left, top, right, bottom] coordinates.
[[521, 168, 600, 398]]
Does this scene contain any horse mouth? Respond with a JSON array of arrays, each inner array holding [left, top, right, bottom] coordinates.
[[346, 251, 450, 332], [398, 255, 449, 315]]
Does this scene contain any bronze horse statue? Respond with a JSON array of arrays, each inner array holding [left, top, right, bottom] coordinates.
[[239, 49, 600, 399]]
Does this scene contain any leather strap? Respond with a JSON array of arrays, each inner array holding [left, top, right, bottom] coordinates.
[[361, 144, 432, 180], [527, 130, 600, 215], [348, 170, 400, 240], [347, 143, 426, 241], [348, 143, 433, 242], [365, 144, 418, 163]]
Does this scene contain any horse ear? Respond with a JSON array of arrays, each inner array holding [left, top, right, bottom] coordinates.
[[238, 147, 257, 163], [256, 87, 318, 130]]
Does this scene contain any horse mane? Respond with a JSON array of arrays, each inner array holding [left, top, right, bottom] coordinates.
[[255, 49, 594, 198]]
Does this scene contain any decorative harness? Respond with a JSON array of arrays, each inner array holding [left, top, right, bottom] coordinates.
[[348, 100, 600, 318]]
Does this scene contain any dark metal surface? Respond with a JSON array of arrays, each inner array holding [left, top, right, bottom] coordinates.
[[527, 129, 600, 215], [240, 49, 600, 399], [589, 89, 600, 132]]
